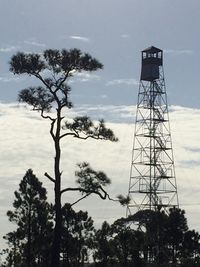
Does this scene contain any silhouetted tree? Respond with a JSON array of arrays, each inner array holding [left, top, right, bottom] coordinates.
[[94, 218, 145, 267], [166, 207, 188, 264], [10, 48, 117, 267], [2, 231, 22, 267], [111, 218, 144, 267], [180, 229, 200, 266], [93, 221, 114, 267], [93, 209, 200, 267], [61, 204, 95, 267], [126, 207, 200, 266], [129, 209, 179, 264], [4, 169, 53, 267]]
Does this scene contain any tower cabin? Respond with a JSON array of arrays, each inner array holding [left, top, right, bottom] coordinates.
[[141, 46, 163, 81]]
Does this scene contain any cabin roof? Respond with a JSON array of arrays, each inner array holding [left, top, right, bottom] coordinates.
[[142, 46, 162, 53]]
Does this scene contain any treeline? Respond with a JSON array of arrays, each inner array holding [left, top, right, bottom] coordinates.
[[1, 169, 200, 267]]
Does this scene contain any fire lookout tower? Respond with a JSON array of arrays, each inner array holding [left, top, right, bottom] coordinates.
[[127, 46, 179, 215]]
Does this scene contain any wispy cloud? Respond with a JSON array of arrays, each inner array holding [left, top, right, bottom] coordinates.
[[69, 72, 100, 83], [179, 160, 200, 167], [0, 75, 26, 83], [0, 45, 19, 53], [164, 49, 194, 55], [184, 146, 200, 153], [69, 35, 90, 42], [68, 104, 136, 123], [106, 78, 139, 86], [120, 34, 130, 38], [24, 39, 46, 48]]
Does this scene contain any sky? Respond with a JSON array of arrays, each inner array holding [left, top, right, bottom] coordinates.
[[0, 0, 200, 107], [0, 0, 200, 253]]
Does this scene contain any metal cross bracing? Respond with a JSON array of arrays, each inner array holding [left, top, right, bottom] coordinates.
[[127, 47, 179, 216]]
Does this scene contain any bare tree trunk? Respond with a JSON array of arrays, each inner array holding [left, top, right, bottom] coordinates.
[[51, 179, 62, 267], [27, 206, 32, 267], [51, 110, 62, 267]]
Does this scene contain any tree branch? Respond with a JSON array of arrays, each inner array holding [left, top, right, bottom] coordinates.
[[56, 70, 71, 93], [60, 187, 107, 199], [44, 172, 55, 183], [50, 119, 56, 140], [59, 132, 111, 141], [70, 193, 91, 207], [61, 185, 120, 206], [41, 110, 55, 121], [76, 135, 108, 141], [97, 185, 120, 202], [60, 132, 78, 139], [34, 73, 52, 90]]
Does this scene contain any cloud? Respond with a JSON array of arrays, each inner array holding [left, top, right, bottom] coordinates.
[[69, 35, 90, 42], [0, 40, 45, 55], [101, 94, 108, 99], [24, 39, 46, 48], [120, 34, 130, 38], [183, 146, 200, 153], [179, 160, 200, 167], [0, 103, 200, 249], [164, 49, 194, 55], [106, 78, 139, 86], [0, 74, 26, 83], [67, 104, 136, 123], [0, 45, 19, 53], [69, 72, 100, 83]]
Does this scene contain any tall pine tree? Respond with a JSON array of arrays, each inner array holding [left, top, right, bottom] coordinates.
[[4, 169, 53, 267], [10, 48, 117, 267]]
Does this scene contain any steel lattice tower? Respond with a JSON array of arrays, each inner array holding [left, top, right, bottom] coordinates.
[[127, 46, 179, 216]]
